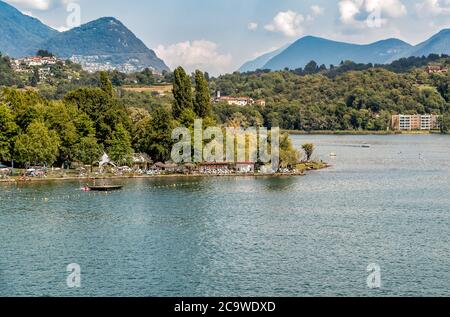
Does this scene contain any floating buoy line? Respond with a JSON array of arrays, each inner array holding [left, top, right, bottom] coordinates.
[[0, 181, 203, 203]]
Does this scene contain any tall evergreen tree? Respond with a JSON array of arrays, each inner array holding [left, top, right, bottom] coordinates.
[[99, 71, 114, 97], [194, 70, 212, 118], [172, 66, 193, 119]]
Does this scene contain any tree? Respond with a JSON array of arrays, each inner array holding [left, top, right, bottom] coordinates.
[[226, 112, 249, 128], [136, 68, 155, 85], [74, 112, 96, 139], [194, 70, 212, 118], [107, 123, 133, 166], [279, 133, 301, 168], [30, 67, 40, 87], [302, 143, 315, 161], [172, 66, 193, 119], [111, 70, 125, 86], [140, 107, 174, 162], [304, 61, 319, 74], [1, 88, 45, 131], [73, 136, 103, 171], [178, 108, 197, 128], [36, 50, 54, 58], [0, 54, 21, 86], [99, 71, 114, 97], [0, 103, 18, 161], [64, 87, 130, 144], [14, 121, 60, 166], [44, 101, 78, 164]]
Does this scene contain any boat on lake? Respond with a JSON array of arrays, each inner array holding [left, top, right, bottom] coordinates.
[[88, 185, 123, 192]]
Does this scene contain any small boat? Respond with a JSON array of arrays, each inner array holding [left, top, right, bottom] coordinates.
[[88, 185, 123, 192], [330, 152, 337, 157], [361, 143, 371, 148]]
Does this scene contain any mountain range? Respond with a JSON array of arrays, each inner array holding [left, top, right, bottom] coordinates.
[[0, 0, 169, 72], [240, 30, 450, 72]]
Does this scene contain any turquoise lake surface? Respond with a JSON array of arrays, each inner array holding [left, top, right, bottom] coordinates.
[[1, 134, 449, 296]]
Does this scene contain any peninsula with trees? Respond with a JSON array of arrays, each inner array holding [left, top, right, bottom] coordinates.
[[1, 51, 450, 180]]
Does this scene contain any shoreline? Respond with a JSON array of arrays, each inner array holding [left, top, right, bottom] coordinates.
[[0, 168, 330, 184]]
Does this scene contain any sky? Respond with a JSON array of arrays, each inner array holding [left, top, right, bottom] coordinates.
[[5, 0, 450, 75]]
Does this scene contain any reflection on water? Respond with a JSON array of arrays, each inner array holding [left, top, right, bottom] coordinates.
[[258, 177, 298, 191], [1, 134, 450, 296]]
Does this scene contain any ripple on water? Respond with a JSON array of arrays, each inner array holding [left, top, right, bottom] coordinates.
[[1, 135, 450, 296]]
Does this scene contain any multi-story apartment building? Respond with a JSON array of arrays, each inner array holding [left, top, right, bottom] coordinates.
[[391, 114, 441, 131]]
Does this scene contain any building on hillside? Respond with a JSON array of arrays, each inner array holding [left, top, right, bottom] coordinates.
[[217, 96, 254, 106], [213, 92, 264, 107], [425, 65, 448, 74], [391, 114, 441, 131], [11, 56, 63, 73], [22, 56, 58, 67]]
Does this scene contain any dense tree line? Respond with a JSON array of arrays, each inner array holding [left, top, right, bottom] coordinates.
[[2, 53, 450, 169], [0, 68, 217, 167], [210, 61, 450, 131], [0, 72, 132, 167]]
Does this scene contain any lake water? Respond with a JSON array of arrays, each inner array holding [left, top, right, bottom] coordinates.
[[1, 134, 449, 297]]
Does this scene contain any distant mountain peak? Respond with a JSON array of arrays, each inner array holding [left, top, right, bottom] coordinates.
[[32, 16, 170, 72], [250, 31, 450, 71], [387, 28, 450, 62], [0, 0, 57, 57], [0, 0, 169, 72], [249, 34, 418, 71], [371, 38, 410, 45]]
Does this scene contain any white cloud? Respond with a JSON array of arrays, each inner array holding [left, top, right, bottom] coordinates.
[[265, 10, 305, 37], [5, 0, 73, 11], [416, 0, 450, 16], [155, 40, 233, 76], [339, 0, 407, 27], [307, 5, 325, 21], [311, 5, 325, 16], [339, 0, 361, 24], [248, 22, 258, 31], [367, 0, 407, 17]]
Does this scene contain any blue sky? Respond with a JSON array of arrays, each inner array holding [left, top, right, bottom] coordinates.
[[5, 0, 450, 74]]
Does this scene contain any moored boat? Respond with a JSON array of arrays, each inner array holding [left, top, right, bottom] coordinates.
[[88, 185, 123, 192]]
